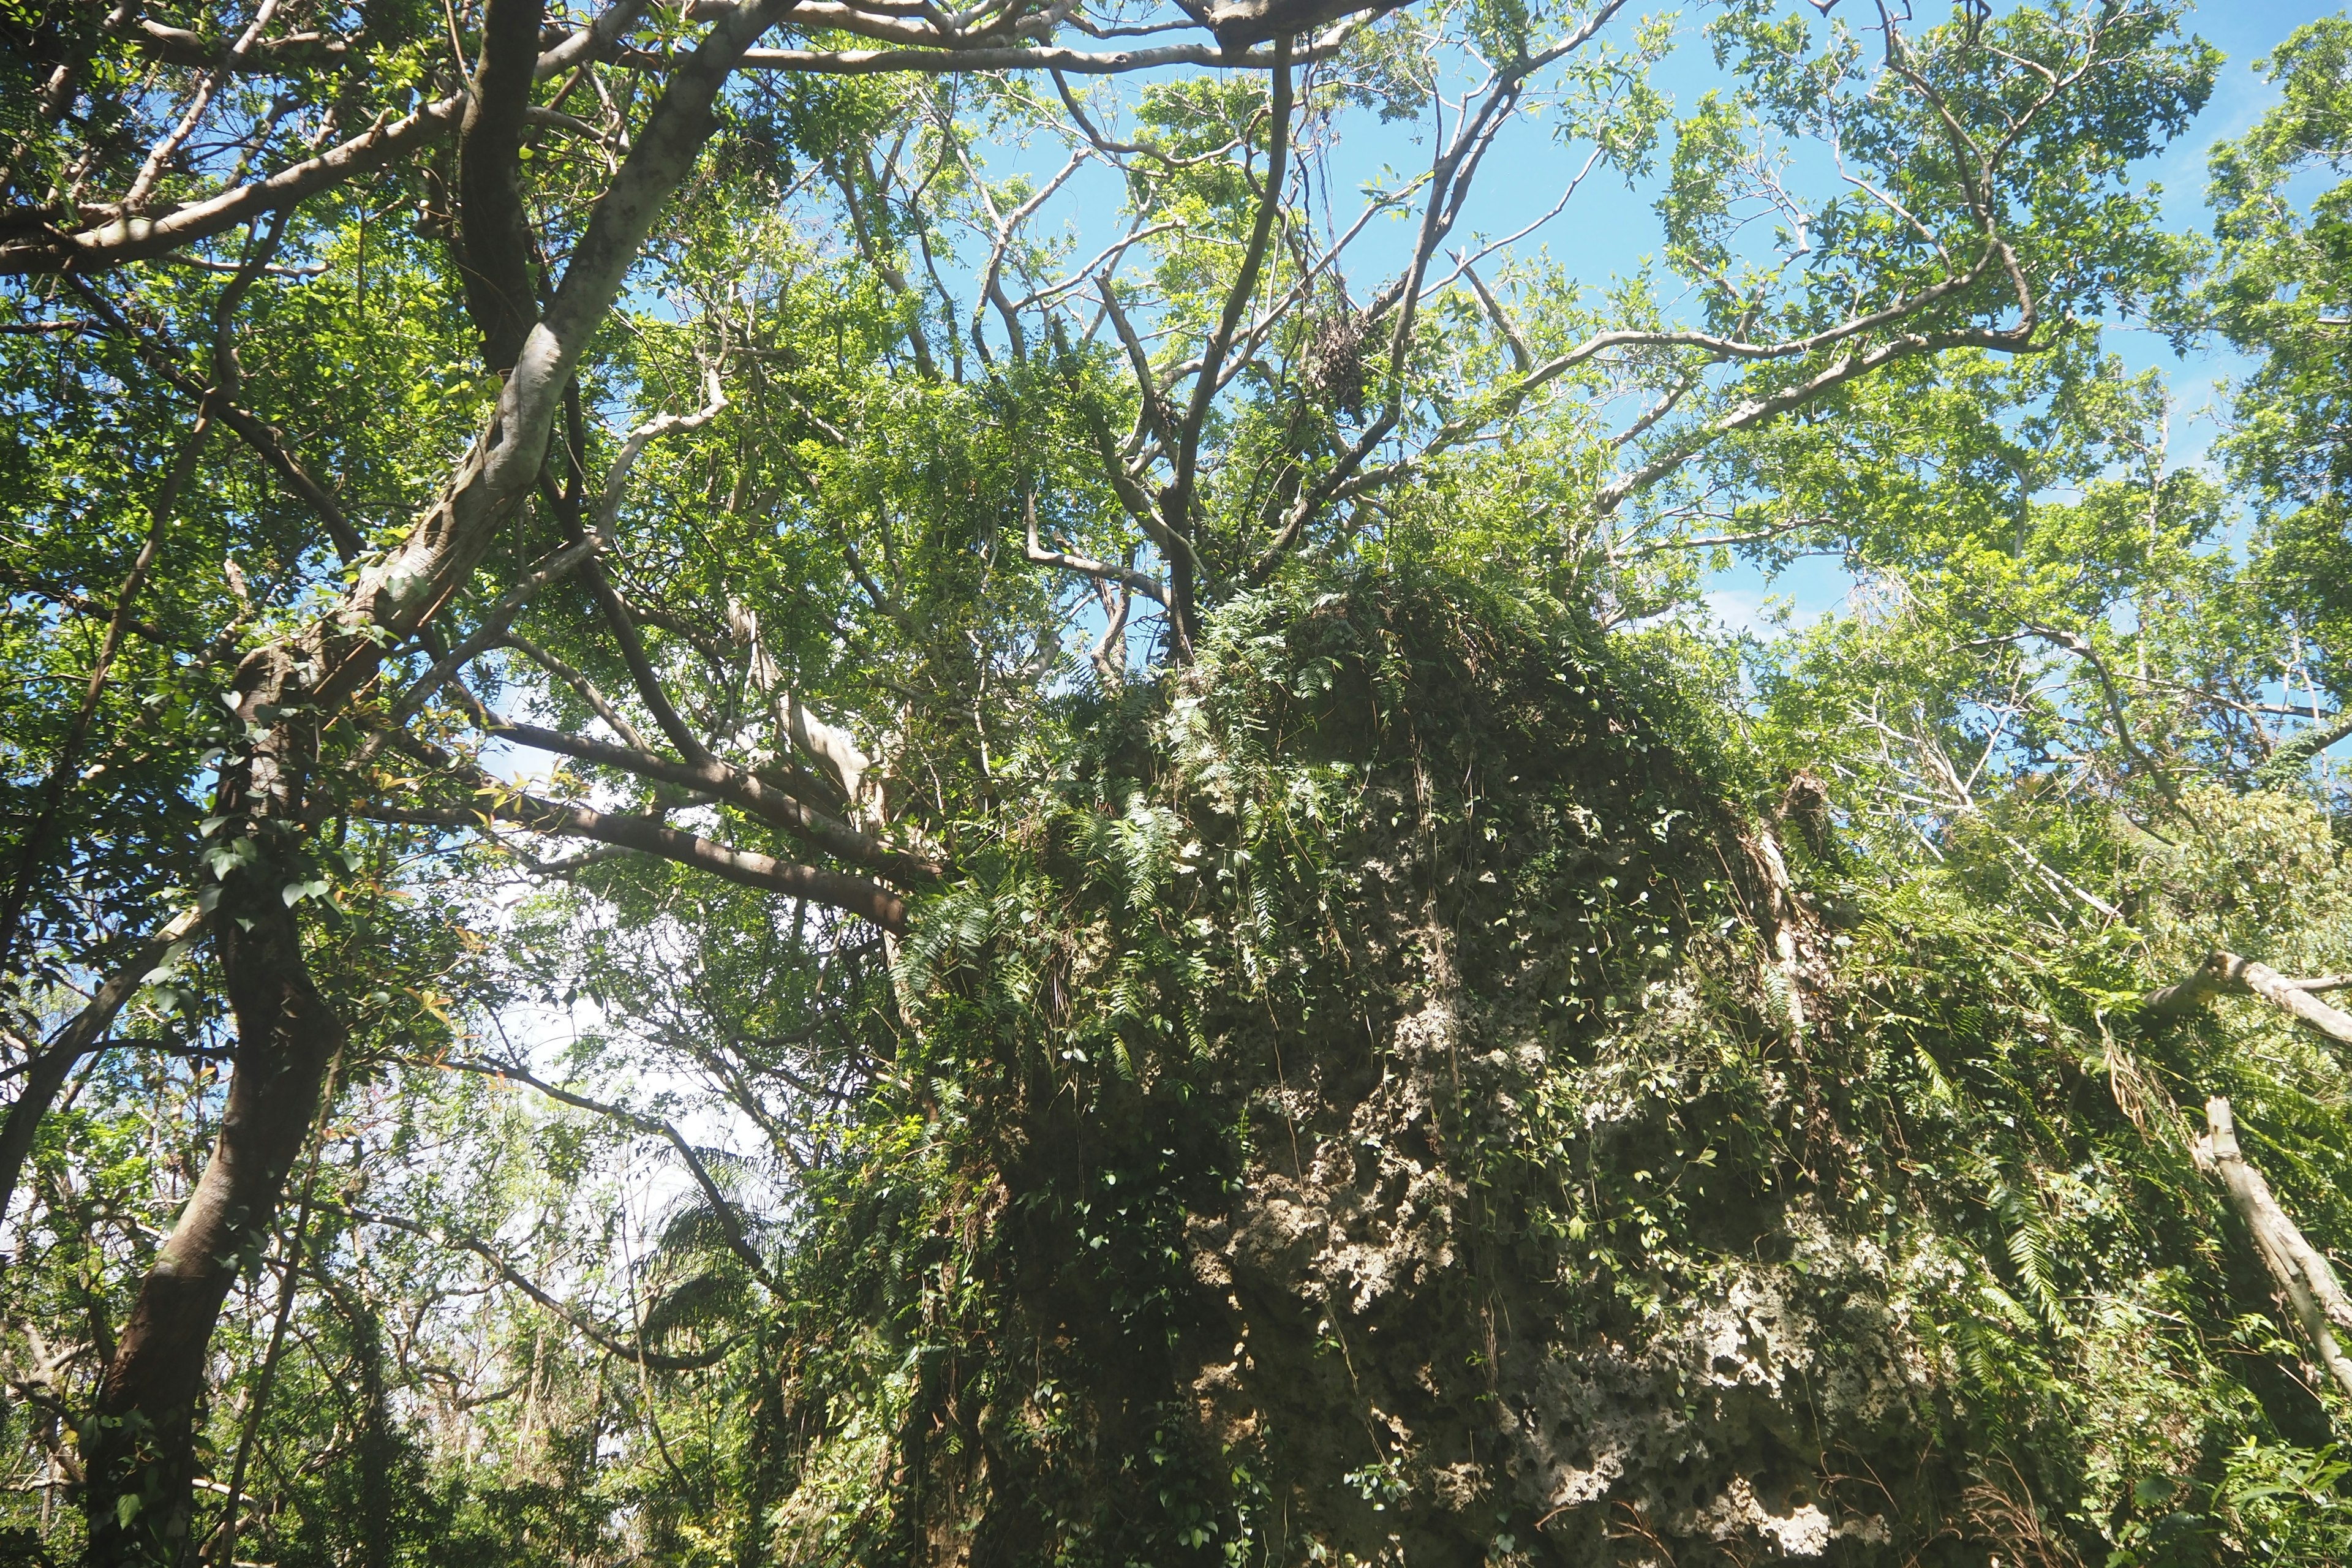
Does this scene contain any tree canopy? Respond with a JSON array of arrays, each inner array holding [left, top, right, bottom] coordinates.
[[9, 1, 2352, 1564]]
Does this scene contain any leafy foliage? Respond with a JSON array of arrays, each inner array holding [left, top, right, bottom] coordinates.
[[10, 1, 2352, 1565]]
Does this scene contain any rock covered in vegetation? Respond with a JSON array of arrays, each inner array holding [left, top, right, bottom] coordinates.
[[774, 569, 2044, 1566]]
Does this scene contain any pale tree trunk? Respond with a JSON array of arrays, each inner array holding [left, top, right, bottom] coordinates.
[[2194, 1096, 2352, 1405]]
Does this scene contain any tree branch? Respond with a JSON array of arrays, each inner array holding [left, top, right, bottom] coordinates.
[[82, 4, 798, 1543], [370, 790, 908, 930], [593, 367, 729, 540], [434, 1055, 787, 1292], [2256, 710, 2352, 790], [2141, 949, 2352, 1048], [2, 0, 654, 276], [456, 0, 549, 371], [386, 538, 600, 724], [1162, 32, 1291, 644], [502, 635, 656, 752], [1252, 4, 1631, 575], [329, 1202, 734, 1371], [583, 565, 718, 764], [2194, 1096, 2352, 1403], [1460, 262, 1529, 373], [131, 18, 353, 72], [487, 720, 938, 881], [0, 907, 206, 1230], [725, 32, 1341, 75], [0, 95, 468, 276], [0, 413, 210, 971], [1023, 492, 1166, 605], [64, 275, 365, 562]]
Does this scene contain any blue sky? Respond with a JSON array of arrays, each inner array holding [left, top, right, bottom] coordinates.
[[1696, 1, 2338, 631], [969, 2, 2341, 633]]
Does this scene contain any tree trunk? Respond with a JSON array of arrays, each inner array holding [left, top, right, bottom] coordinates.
[[69, 10, 795, 1557], [80, 858, 345, 1561]]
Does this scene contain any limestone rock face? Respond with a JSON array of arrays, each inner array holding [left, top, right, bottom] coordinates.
[[802, 574, 1986, 1566], [1177, 992, 1955, 1567]]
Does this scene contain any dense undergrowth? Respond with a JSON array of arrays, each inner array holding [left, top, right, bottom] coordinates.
[[697, 567, 2352, 1567]]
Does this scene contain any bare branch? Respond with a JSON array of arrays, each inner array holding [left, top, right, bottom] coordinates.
[[1090, 575, 1133, 687], [535, 0, 657, 81], [487, 720, 939, 880], [1163, 34, 1292, 639], [331, 1202, 734, 1371], [1593, 321, 2037, 514], [387, 539, 600, 725], [597, 366, 729, 541], [2024, 623, 2185, 815], [2141, 950, 2352, 1048], [1098, 278, 1177, 453], [1253, 2, 1634, 574], [124, 0, 287, 213], [371, 791, 909, 930], [132, 19, 353, 72], [2194, 1097, 2352, 1403], [1024, 493, 1167, 605], [1009, 221, 1177, 314], [970, 148, 1089, 356], [0, 95, 467, 276], [1, 0, 650, 276], [583, 565, 717, 764], [500, 633, 654, 751], [1460, 262, 1529, 373]]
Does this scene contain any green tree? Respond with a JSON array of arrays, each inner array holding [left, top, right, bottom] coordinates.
[[33, 2, 2352, 1566]]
